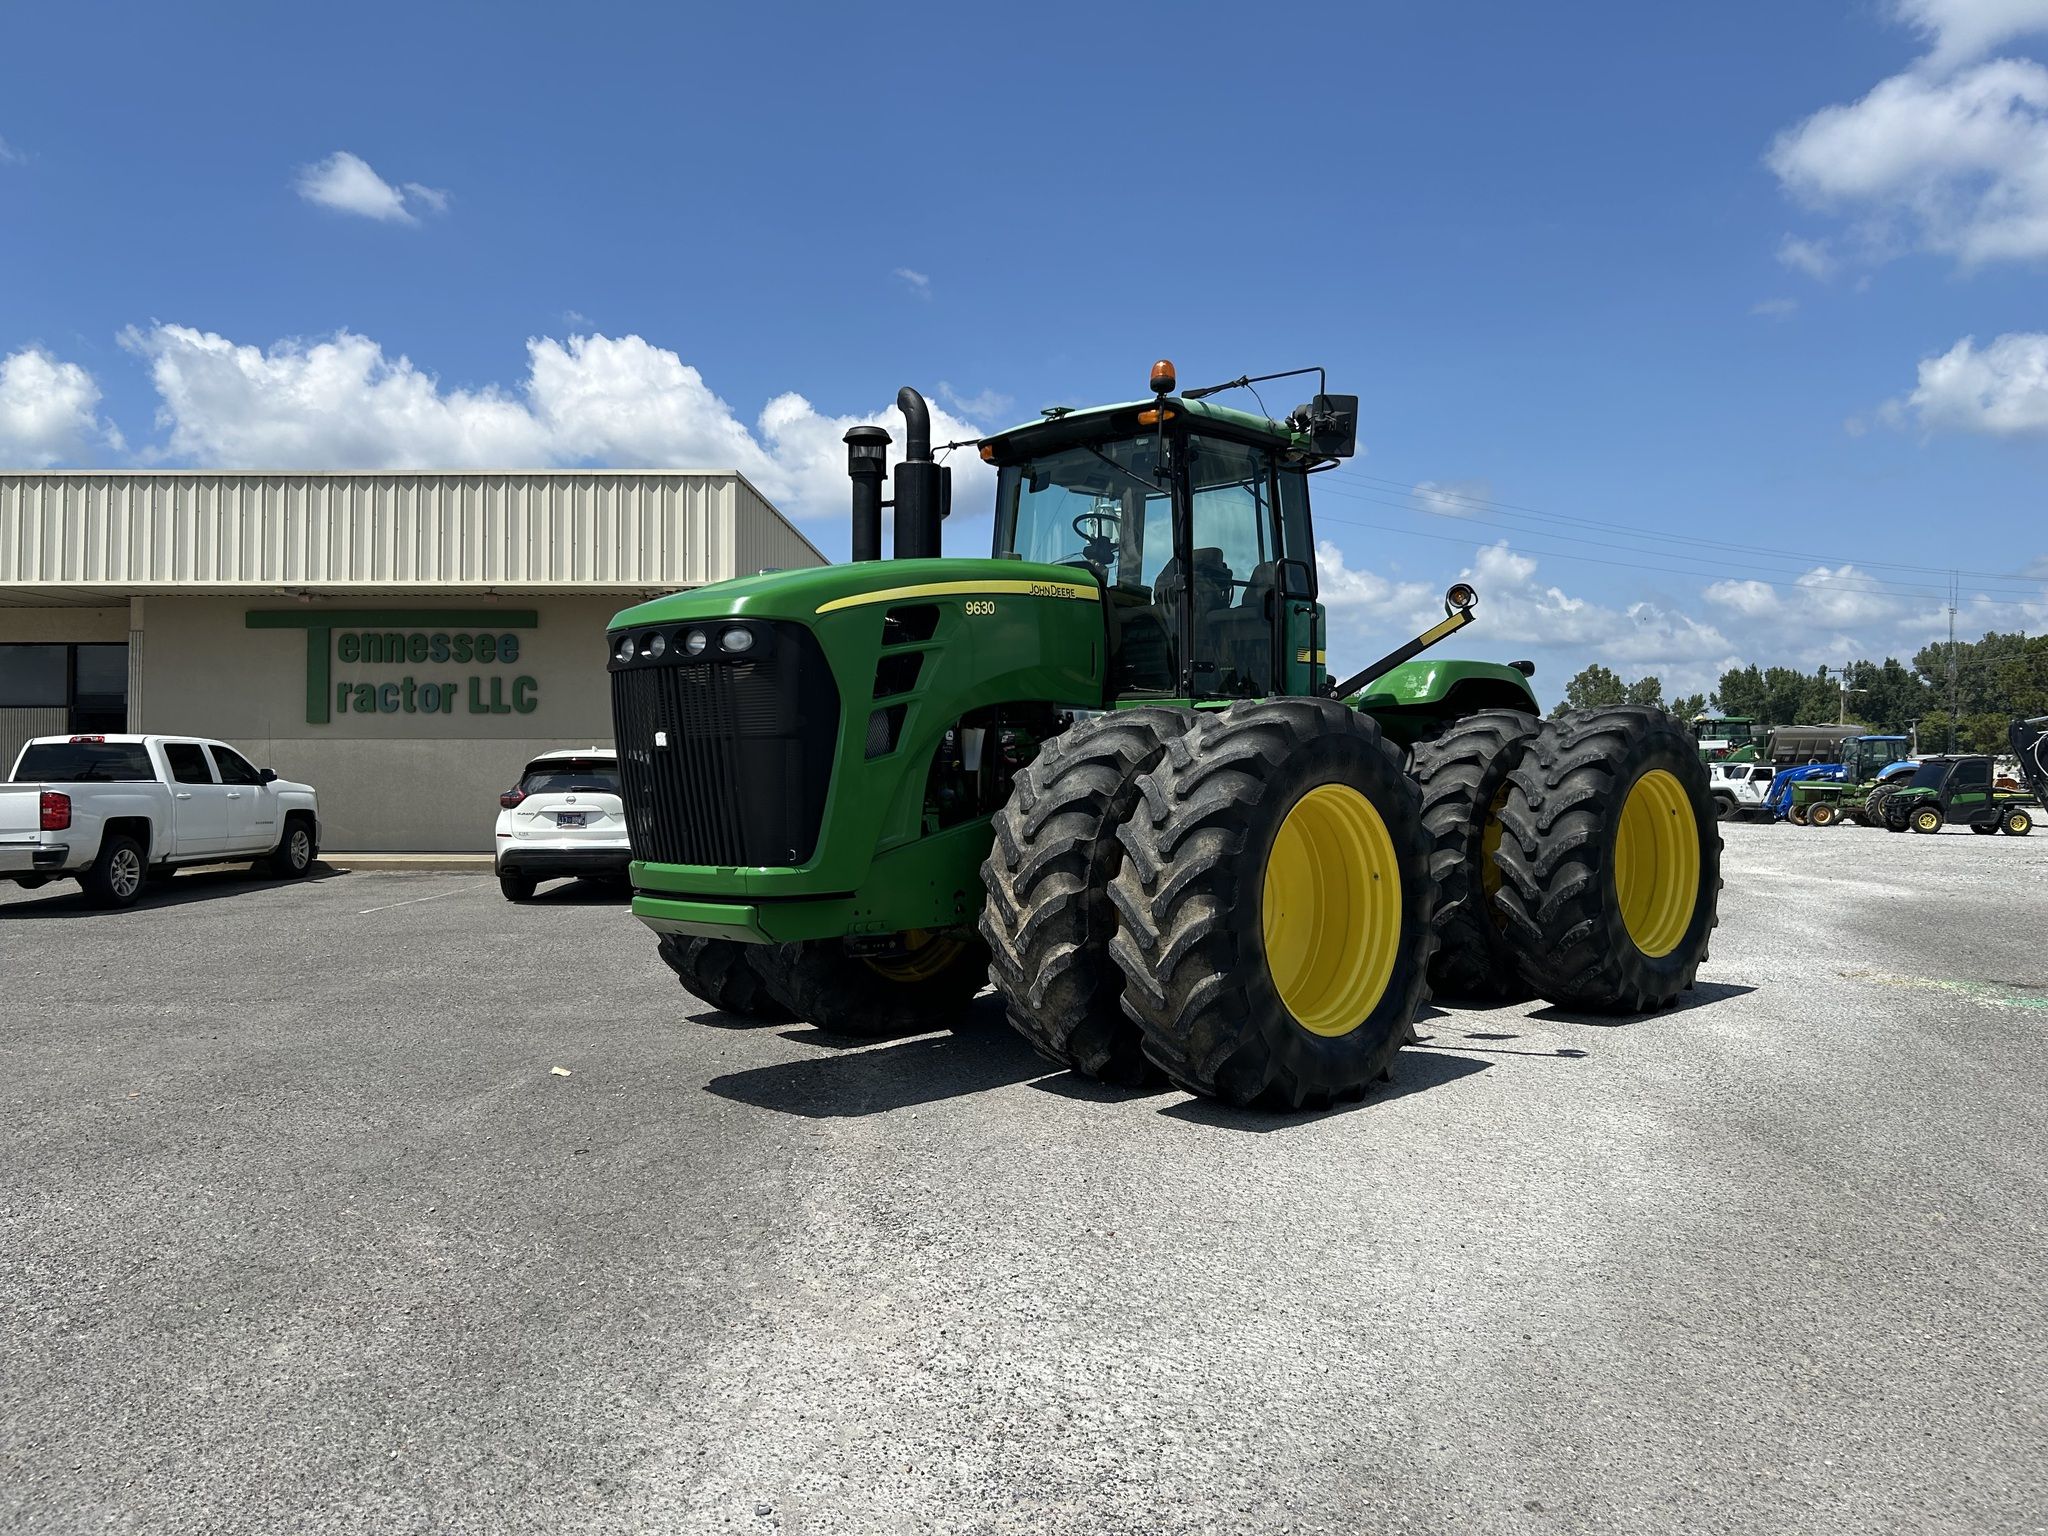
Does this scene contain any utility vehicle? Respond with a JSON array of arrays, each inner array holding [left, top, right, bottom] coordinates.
[[1882, 752, 2038, 835], [606, 364, 1722, 1109]]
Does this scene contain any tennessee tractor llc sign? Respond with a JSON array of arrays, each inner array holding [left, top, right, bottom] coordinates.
[[246, 609, 541, 726]]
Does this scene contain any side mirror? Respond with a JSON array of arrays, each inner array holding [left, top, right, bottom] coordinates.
[[1276, 557, 1316, 600], [259, 768, 278, 784], [1307, 394, 1358, 459]]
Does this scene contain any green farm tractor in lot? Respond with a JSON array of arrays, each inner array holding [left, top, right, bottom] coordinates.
[[606, 363, 1723, 1109], [1787, 734, 1912, 827]]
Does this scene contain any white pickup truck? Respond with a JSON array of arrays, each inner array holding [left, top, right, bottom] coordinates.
[[0, 735, 320, 907]]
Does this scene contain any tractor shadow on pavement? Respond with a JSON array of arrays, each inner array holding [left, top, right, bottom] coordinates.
[[703, 994, 1064, 1118], [1526, 979, 1758, 1028], [1157, 1044, 1493, 1133]]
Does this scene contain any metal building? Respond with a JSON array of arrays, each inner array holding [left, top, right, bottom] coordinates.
[[0, 470, 823, 849]]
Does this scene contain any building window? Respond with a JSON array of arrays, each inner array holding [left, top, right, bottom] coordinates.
[[0, 643, 129, 733]]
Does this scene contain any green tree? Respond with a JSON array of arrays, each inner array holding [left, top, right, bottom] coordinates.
[[1623, 675, 1665, 710], [1670, 691, 1706, 721], [1713, 664, 1765, 723], [1555, 664, 1626, 716]]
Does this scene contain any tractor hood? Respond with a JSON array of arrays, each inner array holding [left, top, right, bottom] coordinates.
[[608, 556, 1103, 633]]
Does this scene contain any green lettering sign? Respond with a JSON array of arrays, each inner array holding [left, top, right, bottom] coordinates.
[[245, 609, 540, 724]]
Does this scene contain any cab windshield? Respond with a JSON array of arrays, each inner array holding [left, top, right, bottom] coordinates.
[[993, 430, 1300, 699], [1905, 760, 1951, 790]]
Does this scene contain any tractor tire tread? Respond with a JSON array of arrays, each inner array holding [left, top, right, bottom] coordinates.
[[1411, 708, 1542, 1001], [657, 934, 793, 1020]]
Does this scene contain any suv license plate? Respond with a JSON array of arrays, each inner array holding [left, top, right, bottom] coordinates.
[[555, 812, 587, 829]]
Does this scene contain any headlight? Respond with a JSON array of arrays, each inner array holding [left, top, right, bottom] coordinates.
[[684, 628, 709, 657], [720, 627, 755, 654], [646, 631, 667, 658], [614, 634, 637, 662]]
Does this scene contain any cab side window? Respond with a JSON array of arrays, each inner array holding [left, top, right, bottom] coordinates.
[[163, 743, 215, 785], [1952, 759, 1990, 789], [210, 745, 264, 786]]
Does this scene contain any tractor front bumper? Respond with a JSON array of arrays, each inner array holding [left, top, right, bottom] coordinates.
[[630, 892, 866, 944]]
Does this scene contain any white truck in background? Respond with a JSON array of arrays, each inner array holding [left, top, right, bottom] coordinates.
[[1708, 758, 1778, 822], [0, 735, 320, 908]]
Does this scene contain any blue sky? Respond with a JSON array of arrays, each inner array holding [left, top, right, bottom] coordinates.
[[3, 0, 2046, 697]]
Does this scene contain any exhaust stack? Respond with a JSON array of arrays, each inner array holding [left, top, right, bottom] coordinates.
[[891, 386, 948, 561]]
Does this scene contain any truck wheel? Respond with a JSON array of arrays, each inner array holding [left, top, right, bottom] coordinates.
[[1412, 709, 1541, 1001], [1711, 794, 1737, 822], [1808, 802, 1838, 827], [980, 707, 1194, 1085], [1911, 806, 1943, 834], [657, 934, 792, 1020], [83, 833, 148, 909], [753, 931, 988, 1038], [1494, 708, 1721, 1014], [266, 815, 317, 878], [1108, 697, 1434, 1111], [2003, 809, 2033, 836]]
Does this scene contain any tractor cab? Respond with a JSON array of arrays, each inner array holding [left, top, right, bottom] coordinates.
[[982, 366, 1344, 704]]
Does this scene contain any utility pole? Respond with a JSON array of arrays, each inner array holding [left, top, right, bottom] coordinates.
[[1947, 571, 1960, 754]]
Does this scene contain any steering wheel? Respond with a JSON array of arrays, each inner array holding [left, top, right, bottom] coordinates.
[[1072, 509, 1120, 544]]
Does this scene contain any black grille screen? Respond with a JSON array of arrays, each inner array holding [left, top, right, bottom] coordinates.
[[610, 623, 840, 867]]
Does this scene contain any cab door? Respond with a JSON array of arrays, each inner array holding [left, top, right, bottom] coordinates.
[[208, 743, 276, 852], [1945, 757, 1992, 824], [162, 741, 230, 858]]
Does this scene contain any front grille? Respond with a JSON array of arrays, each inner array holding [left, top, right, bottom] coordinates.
[[609, 622, 840, 867]]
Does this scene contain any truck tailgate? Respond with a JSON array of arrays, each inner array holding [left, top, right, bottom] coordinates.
[[0, 783, 46, 844]]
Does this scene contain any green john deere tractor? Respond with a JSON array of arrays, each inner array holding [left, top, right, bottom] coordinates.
[[607, 362, 1722, 1109]]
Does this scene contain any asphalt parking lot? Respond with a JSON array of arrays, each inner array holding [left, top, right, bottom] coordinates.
[[4, 822, 2046, 1535]]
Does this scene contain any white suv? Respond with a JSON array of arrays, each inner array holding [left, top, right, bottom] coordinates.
[[494, 748, 630, 901]]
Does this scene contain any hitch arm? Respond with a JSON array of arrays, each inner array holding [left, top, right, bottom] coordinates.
[[1329, 584, 1478, 700]]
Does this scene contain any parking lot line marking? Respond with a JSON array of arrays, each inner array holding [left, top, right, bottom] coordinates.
[[358, 889, 470, 916]]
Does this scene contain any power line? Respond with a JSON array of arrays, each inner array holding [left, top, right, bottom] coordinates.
[[1332, 469, 2048, 590], [1312, 508, 2048, 608]]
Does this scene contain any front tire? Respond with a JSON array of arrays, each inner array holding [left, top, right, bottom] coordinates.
[[2004, 809, 2034, 836], [1808, 801, 1838, 828], [267, 815, 316, 878], [1494, 708, 1721, 1014], [1911, 806, 1944, 834], [1412, 709, 1542, 1001], [980, 707, 1194, 1085], [657, 934, 791, 1019], [753, 932, 988, 1038], [1108, 698, 1434, 1111], [83, 834, 147, 909], [1787, 804, 1810, 826]]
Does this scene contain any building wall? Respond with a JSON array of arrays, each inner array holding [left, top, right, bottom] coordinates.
[[0, 470, 824, 590], [136, 594, 632, 851]]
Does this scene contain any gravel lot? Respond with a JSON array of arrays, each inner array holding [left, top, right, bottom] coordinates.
[[4, 821, 2045, 1535]]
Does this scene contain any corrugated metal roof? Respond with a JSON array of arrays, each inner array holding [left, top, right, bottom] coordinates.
[[0, 470, 826, 594]]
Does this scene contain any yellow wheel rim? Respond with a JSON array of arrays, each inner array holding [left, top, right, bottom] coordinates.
[[1260, 783, 1403, 1036], [1914, 808, 1941, 833], [1480, 785, 1509, 908], [1614, 769, 1699, 959], [860, 930, 965, 983]]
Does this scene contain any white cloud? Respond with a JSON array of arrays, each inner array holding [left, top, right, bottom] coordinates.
[[0, 346, 124, 467], [116, 323, 992, 524], [1895, 0, 2048, 72], [1705, 556, 2048, 664], [0, 135, 26, 166], [935, 381, 1013, 421], [1767, 57, 2048, 266], [293, 151, 445, 224], [1751, 297, 1801, 319], [1777, 234, 1838, 279], [401, 181, 449, 214], [893, 268, 931, 298], [1890, 330, 2048, 434], [1314, 538, 1741, 695], [1410, 478, 1493, 519]]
